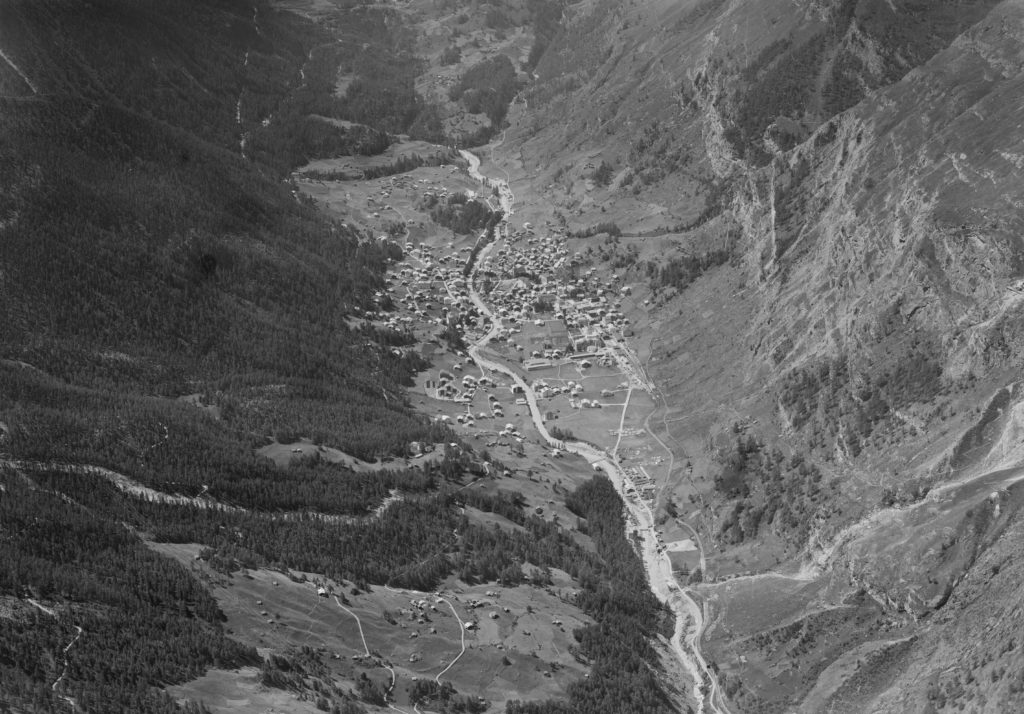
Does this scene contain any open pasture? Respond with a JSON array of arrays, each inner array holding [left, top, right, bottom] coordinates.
[[153, 539, 594, 711]]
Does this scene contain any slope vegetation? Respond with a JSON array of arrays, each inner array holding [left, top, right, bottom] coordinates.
[[0, 1, 452, 711]]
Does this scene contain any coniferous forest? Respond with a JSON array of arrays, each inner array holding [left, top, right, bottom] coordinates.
[[0, 1, 445, 711], [0, 461, 676, 713]]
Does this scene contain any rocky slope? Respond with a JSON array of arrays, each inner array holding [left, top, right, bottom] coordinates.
[[499, 0, 1024, 710]]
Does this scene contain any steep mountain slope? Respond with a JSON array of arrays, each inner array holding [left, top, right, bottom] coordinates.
[[735, 1, 1024, 466], [496, 0, 1024, 710], [0, 0, 440, 460], [0, 2, 456, 711]]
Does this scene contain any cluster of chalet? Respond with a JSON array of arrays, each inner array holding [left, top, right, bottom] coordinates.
[[477, 223, 635, 358], [375, 239, 481, 333]]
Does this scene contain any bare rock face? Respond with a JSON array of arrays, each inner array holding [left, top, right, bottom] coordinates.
[[746, 3, 1024, 378]]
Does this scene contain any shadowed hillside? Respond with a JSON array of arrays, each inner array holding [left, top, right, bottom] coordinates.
[[0, 2, 455, 711]]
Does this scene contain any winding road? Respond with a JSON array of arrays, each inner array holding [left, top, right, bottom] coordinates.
[[433, 598, 467, 683], [333, 593, 409, 713], [458, 150, 729, 714]]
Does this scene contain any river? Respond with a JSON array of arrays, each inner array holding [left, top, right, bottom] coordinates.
[[458, 148, 728, 714]]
